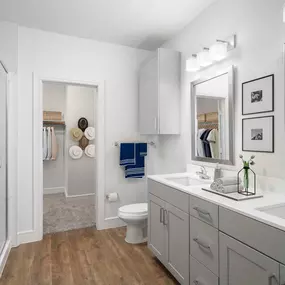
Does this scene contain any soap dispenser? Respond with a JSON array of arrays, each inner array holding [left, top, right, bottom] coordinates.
[[214, 163, 221, 180]]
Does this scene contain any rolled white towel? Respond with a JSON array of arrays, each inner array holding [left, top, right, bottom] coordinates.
[[210, 181, 218, 191], [217, 184, 244, 194], [216, 176, 241, 186]]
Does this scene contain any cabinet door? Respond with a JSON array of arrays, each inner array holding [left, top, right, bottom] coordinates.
[[280, 265, 285, 285], [139, 55, 159, 135], [220, 232, 280, 285], [148, 194, 166, 263], [166, 203, 189, 285]]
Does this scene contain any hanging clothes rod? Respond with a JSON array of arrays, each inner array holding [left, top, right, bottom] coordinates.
[[114, 141, 155, 147]]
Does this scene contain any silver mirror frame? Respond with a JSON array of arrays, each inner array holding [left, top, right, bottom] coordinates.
[[191, 65, 235, 165]]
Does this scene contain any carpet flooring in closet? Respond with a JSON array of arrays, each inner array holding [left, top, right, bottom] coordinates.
[[43, 193, 96, 234]]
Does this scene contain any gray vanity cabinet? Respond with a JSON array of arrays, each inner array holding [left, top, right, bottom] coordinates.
[[219, 232, 280, 285], [166, 203, 189, 285], [148, 194, 166, 263], [148, 182, 190, 285], [280, 265, 285, 285]]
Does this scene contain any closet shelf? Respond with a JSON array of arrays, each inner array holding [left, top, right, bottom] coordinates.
[[43, 120, 66, 127]]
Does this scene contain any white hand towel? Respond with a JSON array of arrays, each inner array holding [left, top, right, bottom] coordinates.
[[210, 181, 218, 191], [217, 184, 243, 194], [51, 127, 58, 161], [42, 127, 47, 160], [216, 177, 241, 186], [46, 127, 52, 160]]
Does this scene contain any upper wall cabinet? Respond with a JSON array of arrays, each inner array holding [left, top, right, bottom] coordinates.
[[139, 48, 181, 135]]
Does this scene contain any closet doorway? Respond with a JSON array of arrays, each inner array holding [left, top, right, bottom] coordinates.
[[42, 82, 98, 234]]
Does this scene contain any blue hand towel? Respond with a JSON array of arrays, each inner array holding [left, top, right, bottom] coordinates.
[[138, 143, 147, 157], [120, 143, 135, 166], [125, 143, 145, 178]]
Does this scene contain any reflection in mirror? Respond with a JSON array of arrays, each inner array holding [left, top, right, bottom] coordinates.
[[191, 66, 234, 165]]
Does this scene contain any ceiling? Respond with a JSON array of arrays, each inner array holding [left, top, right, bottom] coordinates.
[[0, 0, 216, 50]]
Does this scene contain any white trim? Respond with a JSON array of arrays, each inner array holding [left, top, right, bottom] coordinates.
[[65, 193, 95, 198], [104, 216, 126, 229], [43, 187, 65, 195], [17, 230, 38, 245], [32, 74, 106, 244], [0, 240, 11, 277]]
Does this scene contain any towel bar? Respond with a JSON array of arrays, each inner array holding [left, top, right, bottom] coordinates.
[[114, 141, 155, 147]]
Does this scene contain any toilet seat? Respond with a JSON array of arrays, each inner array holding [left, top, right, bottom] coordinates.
[[118, 203, 148, 218]]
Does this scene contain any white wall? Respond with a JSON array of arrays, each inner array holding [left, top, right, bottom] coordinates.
[[156, 0, 285, 178], [17, 26, 151, 234], [66, 85, 95, 196], [43, 82, 66, 191]]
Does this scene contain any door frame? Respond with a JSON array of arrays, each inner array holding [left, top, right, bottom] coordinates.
[[32, 74, 106, 242]]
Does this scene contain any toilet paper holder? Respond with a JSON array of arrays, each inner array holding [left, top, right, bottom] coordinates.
[[106, 192, 119, 202]]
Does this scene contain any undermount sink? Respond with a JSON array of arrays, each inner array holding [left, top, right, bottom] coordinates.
[[165, 176, 211, 187], [257, 203, 285, 220]]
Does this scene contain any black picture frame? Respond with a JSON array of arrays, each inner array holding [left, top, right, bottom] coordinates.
[[242, 115, 274, 153], [242, 74, 274, 115]]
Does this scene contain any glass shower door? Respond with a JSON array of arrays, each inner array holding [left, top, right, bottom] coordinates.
[[0, 62, 7, 253]]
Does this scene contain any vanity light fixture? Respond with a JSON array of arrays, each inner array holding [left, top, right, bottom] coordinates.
[[210, 40, 228, 61], [198, 48, 213, 67], [186, 54, 200, 72], [185, 35, 236, 73]]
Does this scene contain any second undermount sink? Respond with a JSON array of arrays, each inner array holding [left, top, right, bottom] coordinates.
[[257, 203, 285, 220], [165, 176, 211, 187]]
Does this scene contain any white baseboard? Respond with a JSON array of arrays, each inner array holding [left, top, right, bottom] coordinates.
[[103, 216, 126, 230], [0, 240, 11, 277], [65, 193, 95, 198], [44, 187, 65, 195], [17, 230, 40, 245]]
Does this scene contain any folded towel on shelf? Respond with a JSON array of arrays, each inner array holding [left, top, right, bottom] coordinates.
[[217, 184, 244, 194], [120, 143, 136, 166], [42, 127, 47, 160], [138, 143, 147, 157], [216, 176, 241, 186], [51, 127, 58, 160], [125, 143, 145, 178]]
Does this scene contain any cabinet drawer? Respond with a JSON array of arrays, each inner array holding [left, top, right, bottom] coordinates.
[[190, 195, 219, 228], [190, 216, 219, 276], [148, 179, 189, 213], [219, 207, 285, 264], [190, 256, 219, 285]]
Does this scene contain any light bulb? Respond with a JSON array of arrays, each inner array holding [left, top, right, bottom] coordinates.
[[210, 41, 228, 61], [186, 55, 200, 72], [198, 48, 213, 67]]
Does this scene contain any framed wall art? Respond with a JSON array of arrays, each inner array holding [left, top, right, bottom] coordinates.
[[242, 116, 274, 153], [242, 74, 274, 115]]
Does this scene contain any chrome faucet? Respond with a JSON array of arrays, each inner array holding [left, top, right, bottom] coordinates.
[[196, 166, 211, 180]]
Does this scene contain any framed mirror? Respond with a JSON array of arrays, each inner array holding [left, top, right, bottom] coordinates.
[[191, 66, 235, 165]]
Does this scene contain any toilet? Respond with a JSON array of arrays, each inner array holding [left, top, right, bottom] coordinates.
[[118, 203, 148, 244]]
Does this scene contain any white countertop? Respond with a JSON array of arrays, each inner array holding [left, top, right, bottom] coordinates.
[[148, 172, 285, 232]]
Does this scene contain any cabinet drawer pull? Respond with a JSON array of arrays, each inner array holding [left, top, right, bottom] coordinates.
[[193, 206, 212, 218], [160, 208, 164, 223], [193, 237, 211, 250], [164, 209, 168, 225], [269, 274, 278, 285]]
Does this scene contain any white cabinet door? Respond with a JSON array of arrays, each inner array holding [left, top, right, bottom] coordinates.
[[220, 232, 280, 285], [148, 194, 166, 263], [166, 203, 189, 285], [139, 55, 159, 135]]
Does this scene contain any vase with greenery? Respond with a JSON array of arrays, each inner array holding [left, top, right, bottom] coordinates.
[[238, 154, 256, 196]]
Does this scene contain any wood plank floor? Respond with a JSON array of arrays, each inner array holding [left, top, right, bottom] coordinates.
[[0, 227, 178, 285]]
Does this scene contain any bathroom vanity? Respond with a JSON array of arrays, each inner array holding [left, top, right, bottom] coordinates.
[[148, 173, 285, 285]]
